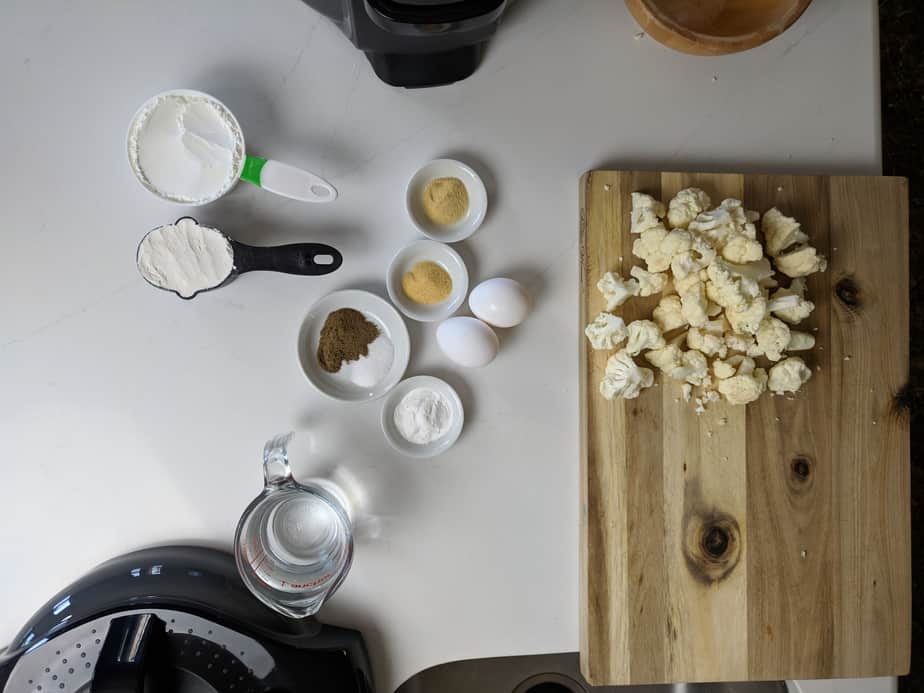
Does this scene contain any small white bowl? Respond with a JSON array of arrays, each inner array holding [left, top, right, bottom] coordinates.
[[406, 159, 488, 243], [386, 239, 469, 322], [381, 376, 464, 458], [297, 289, 410, 402]]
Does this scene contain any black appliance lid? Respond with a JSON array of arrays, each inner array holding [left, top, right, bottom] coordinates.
[[366, 0, 504, 24]]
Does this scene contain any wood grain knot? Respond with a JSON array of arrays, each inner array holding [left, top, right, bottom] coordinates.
[[788, 455, 814, 491], [890, 382, 913, 424], [682, 509, 741, 585], [834, 276, 861, 314]]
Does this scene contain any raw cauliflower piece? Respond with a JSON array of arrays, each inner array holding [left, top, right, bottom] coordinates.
[[667, 349, 711, 386], [768, 278, 814, 324], [713, 358, 737, 379], [768, 357, 812, 394], [717, 355, 768, 405], [680, 281, 709, 328], [630, 192, 666, 234], [754, 317, 791, 362], [597, 271, 640, 311], [585, 313, 628, 350], [645, 341, 684, 372], [667, 187, 712, 229], [686, 318, 728, 358], [625, 319, 666, 355], [787, 331, 815, 351], [761, 208, 808, 257], [705, 258, 774, 310], [633, 228, 692, 273], [600, 349, 655, 400], [670, 233, 716, 280], [725, 296, 768, 335], [725, 332, 756, 354], [653, 295, 686, 332], [688, 199, 758, 251], [630, 266, 668, 296], [722, 235, 763, 264], [774, 245, 828, 278]]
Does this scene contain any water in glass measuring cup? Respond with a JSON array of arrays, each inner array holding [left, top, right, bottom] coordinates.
[[235, 433, 353, 618]]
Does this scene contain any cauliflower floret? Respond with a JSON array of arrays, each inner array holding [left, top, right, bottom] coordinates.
[[718, 368, 768, 405], [768, 357, 812, 395], [754, 317, 791, 362], [716, 355, 767, 405], [774, 245, 828, 278], [630, 266, 668, 296], [584, 313, 628, 350], [645, 341, 684, 372], [600, 349, 655, 400], [667, 349, 711, 386], [686, 318, 728, 358], [670, 233, 716, 280], [633, 228, 692, 273], [713, 358, 737, 379], [680, 281, 709, 328], [652, 295, 686, 332], [630, 192, 666, 234], [768, 278, 815, 324], [597, 271, 640, 311], [761, 208, 808, 257], [725, 296, 768, 335], [625, 319, 666, 355], [706, 258, 774, 310], [725, 332, 756, 354], [667, 187, 712, 229], [688, 199, 758, 251], [722, 234, 763, 264], [787, 331, 815, 351], [674, 270, 703, 295]]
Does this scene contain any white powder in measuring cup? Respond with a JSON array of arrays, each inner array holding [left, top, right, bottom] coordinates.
[[128, 92, 244, 204], [137, 218, 235, 298]]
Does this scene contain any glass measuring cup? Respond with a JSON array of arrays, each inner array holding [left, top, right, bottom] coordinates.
[[234, 433, 353, 618]]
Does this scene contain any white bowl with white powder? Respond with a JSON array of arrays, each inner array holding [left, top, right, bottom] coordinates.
[[380, 376, 464, 458]]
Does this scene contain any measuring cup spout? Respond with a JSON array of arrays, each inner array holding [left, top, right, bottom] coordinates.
[[263, 433, 295, 487]]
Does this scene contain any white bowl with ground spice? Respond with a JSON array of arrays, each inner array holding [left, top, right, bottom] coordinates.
[[297, 289, 410, 402], [386, 239, 469, 322], [406, 159, 488, 242]]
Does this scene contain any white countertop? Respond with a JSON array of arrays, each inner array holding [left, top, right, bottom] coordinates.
[[0, 1, 888, 691]]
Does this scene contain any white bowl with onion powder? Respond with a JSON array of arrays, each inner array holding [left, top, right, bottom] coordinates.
[[380, 375, 464, 458]]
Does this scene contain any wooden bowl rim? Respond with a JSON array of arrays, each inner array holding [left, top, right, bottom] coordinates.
[[631, 0, 813, 50]]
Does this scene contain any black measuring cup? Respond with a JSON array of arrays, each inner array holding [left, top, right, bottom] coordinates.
[[136, 217, 343, 299]]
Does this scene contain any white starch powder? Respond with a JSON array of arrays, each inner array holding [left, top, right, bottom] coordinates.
[[128, 92, 244, 204], [137, 218, 234, 298], [394, 388, 453, 445]]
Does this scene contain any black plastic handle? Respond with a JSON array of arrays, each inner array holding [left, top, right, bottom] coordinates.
[[231, 240, 343, 276], [91, 613, 166, 692]]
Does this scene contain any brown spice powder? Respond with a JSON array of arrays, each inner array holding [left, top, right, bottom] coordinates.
[[421, 177, 469, 225], [401, 261, 453, 305], [317, 308, 380, 373]]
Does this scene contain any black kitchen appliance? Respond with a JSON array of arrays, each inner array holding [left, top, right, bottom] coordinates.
[[303, 0, 508, 87], [0, 546, 373, 693]]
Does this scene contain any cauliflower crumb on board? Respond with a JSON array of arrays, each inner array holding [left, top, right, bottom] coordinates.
[[586, 187, 826, 410]]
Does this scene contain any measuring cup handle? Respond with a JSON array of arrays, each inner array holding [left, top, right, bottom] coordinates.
[[240, 157, 338, 203], [263, 433, 295, 487]]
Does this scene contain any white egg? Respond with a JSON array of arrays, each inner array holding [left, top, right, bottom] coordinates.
[[468, 277, 530, 328], [436, 317, 499, 368]]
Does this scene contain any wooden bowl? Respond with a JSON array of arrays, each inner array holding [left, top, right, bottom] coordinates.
[[625, 0, 813, 56]]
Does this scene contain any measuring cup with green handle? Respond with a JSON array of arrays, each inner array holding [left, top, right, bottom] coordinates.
[[128, 89, 337, 205]]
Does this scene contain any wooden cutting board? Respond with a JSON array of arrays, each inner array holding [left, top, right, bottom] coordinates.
[[579, 171, 910, 685]]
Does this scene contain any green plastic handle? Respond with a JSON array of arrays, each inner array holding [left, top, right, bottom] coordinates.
[[240, 156, 268, 186]]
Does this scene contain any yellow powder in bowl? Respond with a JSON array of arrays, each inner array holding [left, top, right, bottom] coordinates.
[[401, 261, 453, 305], [421, 177, 469, 226]]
